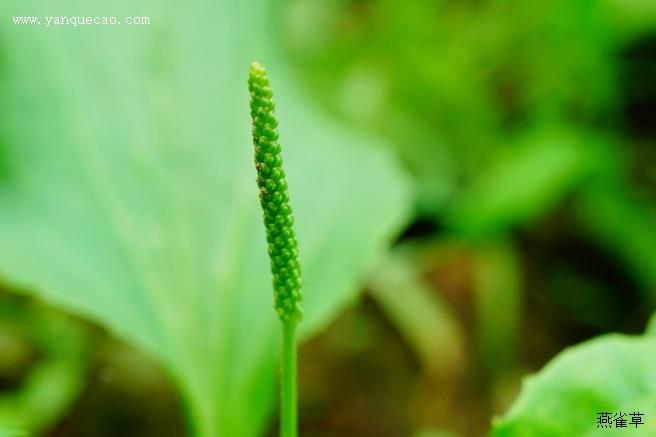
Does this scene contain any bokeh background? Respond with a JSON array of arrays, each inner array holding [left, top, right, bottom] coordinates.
[[0, 0, 655, 436]]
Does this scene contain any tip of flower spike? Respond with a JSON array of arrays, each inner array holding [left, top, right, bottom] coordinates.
[[249, 61, 266, 76]]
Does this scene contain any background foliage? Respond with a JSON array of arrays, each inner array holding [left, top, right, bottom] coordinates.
[[0, 0, 655, 435]]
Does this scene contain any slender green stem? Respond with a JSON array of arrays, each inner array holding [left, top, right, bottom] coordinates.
[[280, 320, 298, 437]]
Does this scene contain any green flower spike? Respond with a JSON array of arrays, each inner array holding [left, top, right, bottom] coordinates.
[[248, 61, 303, 324], [248, 61, 302, 437]]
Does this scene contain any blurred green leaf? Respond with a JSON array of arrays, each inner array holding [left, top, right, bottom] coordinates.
[[0, 301, 87, 434], [492, 332, 656, 436], [647, 313, 656, 336], [0, 356, 84, 434], [0, 424, 27, 437], [0, 1, 410, 436], [368, 251, 465, 376], [576, 183, 656, 302], [447, 130, 596, 236], [605, 0, 656, 35]]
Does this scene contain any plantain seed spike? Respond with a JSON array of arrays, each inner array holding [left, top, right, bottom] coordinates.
[[248, 62, 303, 324]]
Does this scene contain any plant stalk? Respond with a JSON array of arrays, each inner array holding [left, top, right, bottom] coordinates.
[[280, 320, 298, 437], [248, 62, 302, 437]]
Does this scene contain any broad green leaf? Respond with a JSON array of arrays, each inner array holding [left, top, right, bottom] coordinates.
[[492, 333, 656, 436], [0, 1, 410, 436]]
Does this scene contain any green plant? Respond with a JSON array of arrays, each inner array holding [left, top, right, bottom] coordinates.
[[248, 62, 302, 437], [0, 0, 410, 435], [493, 313, 656, 436], [0, 297, 87, 435]]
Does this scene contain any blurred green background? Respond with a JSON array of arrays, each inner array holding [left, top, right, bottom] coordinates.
[[0, 0, 655, 436]]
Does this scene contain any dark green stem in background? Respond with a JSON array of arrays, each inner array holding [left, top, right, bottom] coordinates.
[[248, 62, 303, 437]]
